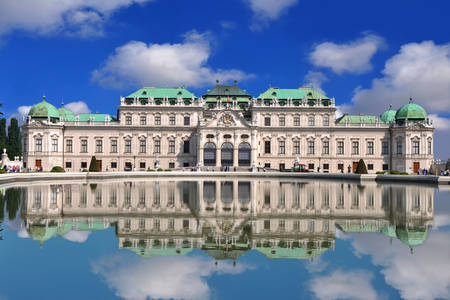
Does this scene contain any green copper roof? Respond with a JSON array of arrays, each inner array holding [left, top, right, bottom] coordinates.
[[257, 87, 329, 100], [336, 221, 379, 233], [58, 106, 75, 122], [396, 225, 428, 247], [28, 98, 60, 119], [203, 85, 251, 98], [380, 109, 397, 123], [255, 246, 329, 260], [76, 114, 115, 122], [126, 87, 196, 99], [125, 247, 193, 258], [381, 225, 397, 238], [395, 102, 427, 120], [336, 114, 379, 124]]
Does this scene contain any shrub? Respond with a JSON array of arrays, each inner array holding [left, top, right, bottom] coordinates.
[[89, 156, 100, 172], [147, 169, 155, 172], [389, 170, 401, 175], [0, 168, 6, 174], [376, 171, 385, 175], [50, 166, 65, 173], [400, 172, 409, 175], [355, 159, 368, 174], [165, 169, 172, 171], [90, 183, 97, 191], [157, 168, 163, 172], [82, 169, 88, 172]]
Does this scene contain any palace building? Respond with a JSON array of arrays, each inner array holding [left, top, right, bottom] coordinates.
[[22, 84, 434, 173]]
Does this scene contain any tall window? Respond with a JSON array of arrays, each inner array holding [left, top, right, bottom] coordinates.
[[322, 141, 329, 154], [96, 140, 103, 153], [140, 140, 146, 153], [154, 140, 161, 153], [293, 140, 300, 154], [264, 117, 271, 126], [111, 140, 118, 153], [308, 140, 315, 154], [264, 141, 271, 154], [294, 116, 300, 126], [279, 141, 285, 154], [412, 141, 420, 154], [279, 116, 285, 127], [367, 141, 374, 155], [382, 141, 389, 155], [427, 140, 432, 155], [51, 139, 58, 152], [169, 140, 175, 153], [323, 116, 330, 126], [169, 115, 175, 125], [125, 116, 132, 125], [337, 141, 344, 155], [81, 139, 88, 153], [352, 141, 359, 155], [184, 116, 190, 126], [155, 115, 161, 125], [140, 115, 146, 125], [183, 140, 190, 153], [125, 140, 131, 153], [66, 140, 73, 153], [308, 116, 315, 126], [397, 141, 403, 154]]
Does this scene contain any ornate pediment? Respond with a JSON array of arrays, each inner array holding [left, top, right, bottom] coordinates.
[[203, 110, 250, 129]]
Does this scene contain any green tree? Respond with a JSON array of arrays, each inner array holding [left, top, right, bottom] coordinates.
[[7, 118, 21, 159], [5, 188, 21, 221], [355, 159, 368, 174], [89, 156, 99, 172], [0, 118, 7, 152], [0, 192, 5, 222]]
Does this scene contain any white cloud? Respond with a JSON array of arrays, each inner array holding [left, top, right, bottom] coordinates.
[[309, 269, 378, 300], [244, 0, 298, 30], [65, 101, 91, 114], [350, 231, 450, 300], [220, 21, 236, 30], [304, 256, 329, 273], [429, 114, 450, 130], [92, 254, 249, 300], [92, 31, 252, 88], [11, 105, 32, 123], [303, 71, 328, 95], [310, 34, 384, 74], [63, 230, 91, 243], [0, 0, 152, 38]]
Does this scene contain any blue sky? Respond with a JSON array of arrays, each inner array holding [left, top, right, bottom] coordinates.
[[1, 0, 449, 158]]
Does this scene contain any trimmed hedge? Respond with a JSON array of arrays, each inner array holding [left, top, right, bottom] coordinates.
[[157, 168, 163, 172], [355, 159, 368, 174], [147, 169, 155, 172], [50, 166, 65, 173], [89, 156, 100, 172], [165, 169, 172, 171], [82, 169, 88, 172], [376, 171, 385, 175]]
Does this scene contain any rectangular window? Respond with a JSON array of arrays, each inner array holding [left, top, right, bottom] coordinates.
[[279, 141, 285, 154], [169, 115, 176, 125], [323, 163, 329, 170], [427, 140, 432, 155], [412, 141, 420, 154], [111, 162, 117, 169], [139, 219, 145, 229], [308, 163, 314, 170], [264, 141, 271, 154], [279, 116, 285, 126], [382, 164, 389, 170], [264, 163, 271, 168], [368, 164, 374, 170], [66, 140, 73, 153], [81, 162, 87, 169], [308, 116, 315, 126], [155, 115, 161, 125], [154, 140, 161, 153], [110, 189, 117, 206], [264, 220, 270, 230], [139, 162, 146, 169], [110, 140, 117, 153], [382, 141, 389, 155], [80, 189, 87, 206], [51, 139, 58, 152], [35, 139, 43, 152], [184, 116, 190, 126], [140, 140, 146, 153], [308, 141, 315, 155], [169, 162, 175, 169], [352, 141, 359, 155], [65, 161, 72, 168], [338, 163, 344, 171], [81, 139, 88, 153], [397, 141, 403, 154], [293, 140, 300, 154], [140, 115, 146, 125], [294, 116, 300, 126], [367, 141, 374, 155], [264, 117, 271, 126], [125, 140, 131, 153], [125, 116, 132, 125], [169, 140, 175, 153], [183, 219, 189, 229], [337, 141, 344, 155], [322, 141, 329, 154], [183, 140, 190, 153], [96, 140, 103, 153], [323, 116, 330, 126]]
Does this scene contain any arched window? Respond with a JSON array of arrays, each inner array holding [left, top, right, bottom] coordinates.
[[238, 142, 251, 166], [204, 142, 216, 166], [221, 142, 234, 166]]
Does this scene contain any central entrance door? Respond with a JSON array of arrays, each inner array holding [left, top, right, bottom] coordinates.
[[204, 142, 217, 166], [352, 161, 358, 173], [238, 142, 251, 166], [413, 162, 420, 173], [221, 142, 234, 166]]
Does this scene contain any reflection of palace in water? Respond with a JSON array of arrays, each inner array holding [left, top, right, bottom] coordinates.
[[21, 179, 434, 260]]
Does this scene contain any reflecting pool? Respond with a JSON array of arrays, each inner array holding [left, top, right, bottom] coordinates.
[[1, 178, 449, 300]]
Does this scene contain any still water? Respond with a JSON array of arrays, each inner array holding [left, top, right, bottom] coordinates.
[[0, 178, 449, 300]]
